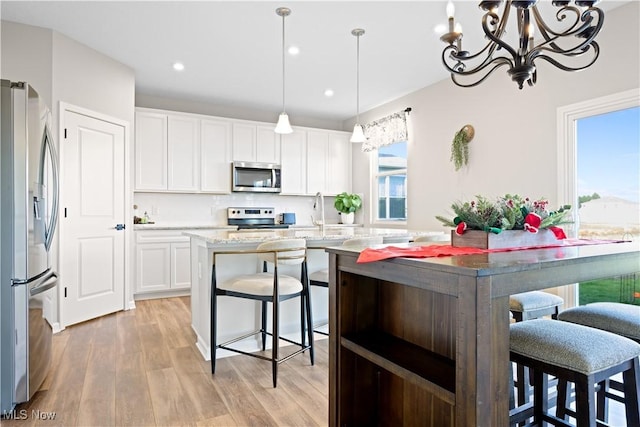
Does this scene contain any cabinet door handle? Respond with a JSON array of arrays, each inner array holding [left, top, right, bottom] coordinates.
[[115, 224, 126, 231]]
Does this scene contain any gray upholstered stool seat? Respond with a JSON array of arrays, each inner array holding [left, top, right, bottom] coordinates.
[[557, 302, 640, 423], [510, 291, 565, 408], [557, 302, 640, 343], [510, 291, 564, 321], [509, 319, 640, 427]]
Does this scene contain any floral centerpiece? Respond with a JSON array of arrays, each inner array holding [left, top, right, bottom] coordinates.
[[436, 194, 572, 249]]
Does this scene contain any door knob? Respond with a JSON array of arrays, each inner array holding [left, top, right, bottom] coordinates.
[[115, 224, 126, 230]]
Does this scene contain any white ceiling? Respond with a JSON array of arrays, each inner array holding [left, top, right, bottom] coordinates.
[[0, 1, 626, 122]]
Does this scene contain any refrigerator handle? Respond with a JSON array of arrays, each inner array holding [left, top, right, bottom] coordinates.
[[30, 270, 58, 297], [39, 124, 59, 252]]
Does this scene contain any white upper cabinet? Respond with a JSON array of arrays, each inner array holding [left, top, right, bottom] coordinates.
[[167, 115, 199, 191], [135, 112, 168, 190], [201, 119, 232, 193], [326, 132, 351, 195], [135, 108, 232, 193], [306, 130, 328, 195], [135, 110, 200, 192], [304, 129, 351, 196], [281, 128, 351, 196], [232, 123, 256, 161], [256, 125, 280, 164], [232, 122, 281, 164], [280, 129, 307, 195]]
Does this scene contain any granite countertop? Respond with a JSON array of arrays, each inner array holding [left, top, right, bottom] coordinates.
[[133, 224, 238, 231], [134, 223, 364, 231], [184, 227, 444, 247]]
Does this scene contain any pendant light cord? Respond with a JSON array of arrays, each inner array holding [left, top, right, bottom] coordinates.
[[281, 12, 286, 114], [356, 32, 360, 124]]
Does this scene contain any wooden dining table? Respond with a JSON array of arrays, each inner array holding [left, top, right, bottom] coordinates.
[[325, 241, 640, 427]]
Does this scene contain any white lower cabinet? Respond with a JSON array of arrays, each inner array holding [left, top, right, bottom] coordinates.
[[170, 242, 191, 289], [135, 231, 191, 296]]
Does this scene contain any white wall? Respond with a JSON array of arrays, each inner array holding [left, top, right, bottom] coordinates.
[[0, 21, 53, 106], [349, 2, 640, 231], [52, 32, 135, 129]]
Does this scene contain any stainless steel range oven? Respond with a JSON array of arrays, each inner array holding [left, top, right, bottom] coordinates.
[[227, 207, 290, 230]]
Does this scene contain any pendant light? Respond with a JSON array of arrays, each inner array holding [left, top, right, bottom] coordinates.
[[274, 7, 293, 134], [350, 28, 366, 143]]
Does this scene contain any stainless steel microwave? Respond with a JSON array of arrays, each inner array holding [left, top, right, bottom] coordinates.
[[232, 161, 281, 193]]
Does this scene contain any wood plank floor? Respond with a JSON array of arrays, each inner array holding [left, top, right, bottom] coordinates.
[[3, 297, 328, 427]]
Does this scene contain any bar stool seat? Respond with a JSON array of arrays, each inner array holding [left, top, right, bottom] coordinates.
[[557, 302, 640, 343], [509, 319, 640, 427], [557, 302, 640, 422], [510, 291, 565, 408], [510, 291, 564, 322]]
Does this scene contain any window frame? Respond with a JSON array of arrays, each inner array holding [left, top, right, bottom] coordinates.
[[370, 141, 408, 226]]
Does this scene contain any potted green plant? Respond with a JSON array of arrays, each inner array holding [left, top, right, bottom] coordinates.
[[334, 192, 362, 224]]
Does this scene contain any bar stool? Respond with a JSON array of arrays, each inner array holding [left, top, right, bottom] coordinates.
[[557, 302, 640, 423], [211, 239, 314, 388], [510, 291, 565, 407], [308, 236, 384, 335], [509, 319, 640, 427]]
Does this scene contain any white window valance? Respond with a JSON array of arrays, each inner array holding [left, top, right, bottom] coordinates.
[[361, 109, 410, 152]]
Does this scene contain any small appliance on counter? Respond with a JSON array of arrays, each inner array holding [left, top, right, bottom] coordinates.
[[227, 207, 290, 230], [278, 212, 296, 225]]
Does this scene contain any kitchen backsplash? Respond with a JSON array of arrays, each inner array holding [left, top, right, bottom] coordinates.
[[133, 193, 359, 226]]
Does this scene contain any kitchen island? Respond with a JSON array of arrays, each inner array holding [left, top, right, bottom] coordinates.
[[325, 241, 640, 427], [185, 227, 435, 361]]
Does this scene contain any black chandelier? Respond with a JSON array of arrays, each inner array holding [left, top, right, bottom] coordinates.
[[440, 1, 604, 89]]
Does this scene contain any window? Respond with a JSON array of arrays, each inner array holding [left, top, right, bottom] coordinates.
[[557, 88, 640, 308], [575, 106, 639, 306], [374, 142, 407, 221]]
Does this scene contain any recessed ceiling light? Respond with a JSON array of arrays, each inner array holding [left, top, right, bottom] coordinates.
[[288, 46, 300, 56], [173, 62, 185, 71], [324, 89, 334, 97]]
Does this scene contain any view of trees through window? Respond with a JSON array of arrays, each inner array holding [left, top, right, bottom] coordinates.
[[375, 142, 407, 221], [576, 106, 640, 305]]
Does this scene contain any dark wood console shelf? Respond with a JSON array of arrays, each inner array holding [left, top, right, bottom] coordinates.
[[326, 242, 640, 427], [341, 331, 455, 404]]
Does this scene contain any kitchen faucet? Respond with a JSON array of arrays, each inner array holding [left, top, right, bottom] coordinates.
[[313, 191, 325, 232]]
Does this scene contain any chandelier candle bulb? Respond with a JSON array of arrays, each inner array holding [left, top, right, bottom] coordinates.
[[447, 1, 455, 32]]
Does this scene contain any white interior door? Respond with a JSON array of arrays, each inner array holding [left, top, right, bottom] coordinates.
[[61, 110, 126, 326]]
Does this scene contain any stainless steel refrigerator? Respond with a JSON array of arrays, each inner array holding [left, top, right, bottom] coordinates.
[[1, 80, 59, 414]]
